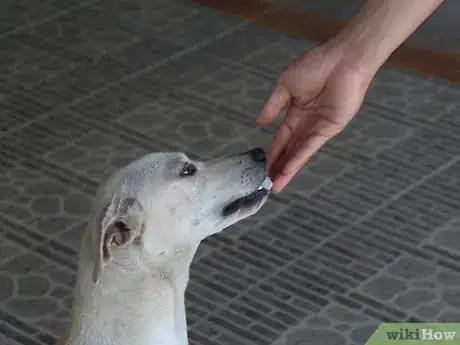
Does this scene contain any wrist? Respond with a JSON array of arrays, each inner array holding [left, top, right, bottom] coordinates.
[[319, 35, 380, 82], [327, 32, 389, 79], [324, 18, 397, 77]]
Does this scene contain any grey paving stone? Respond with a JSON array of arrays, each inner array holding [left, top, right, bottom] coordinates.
[[28, 4, 111, 46], [416, 305, 441, 320], [53, 221, 87, 253], [349, 254, 460, 323], [437, 270, 460, 287], [0, 91, 53, 132], [0, 36, 180, 126], [325, 305, 369, 323], [318, 160, 460, 288], [184, 66, 274, 120], [438, 310, 460, 322], [155, 5, 245, 47], [27, 39, 179, 106], [1, 324, 52, 345], [0, 38, 73, 93], [115, 0, 199, 34], [9, 30, 91, 64], [272, 301, 379, 345], [349, 325, 380, 345], [17, 275, 50, 297], [365, 68, 460, 123], [282, 0, 363, 21], [326, 104, 412, 162], [46, 128, 161, 184], [362, 276, 408, 301], [7, 297, 58, 319], [442, 290, 460, 309], [68, 80, 167, 121], [306, 124, 460, 228], [434, 103, 460, 135], [0, 332, 27, 345], [68, 52, 225, 123], [203, 23, 316, 73], [0, 0, 81, 34], [283, 328, 346, 345], [388, 257, 437, 281], [0, 273, 15, 302], [107, 37, 182, 72], [0, 251, 74, 341], [0, 217, 48, 265], [0, 163, 90, 236], [30, 1, 150, 56], [395, 290, 437, 309], [117, 92, 256, 157]]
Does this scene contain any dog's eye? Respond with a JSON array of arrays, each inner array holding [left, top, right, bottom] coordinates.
[[180, 163, 197, 177]]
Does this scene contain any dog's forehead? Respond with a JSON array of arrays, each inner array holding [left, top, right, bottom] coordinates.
[[127, 152, 187, 172], [114, 152, 188, 189]]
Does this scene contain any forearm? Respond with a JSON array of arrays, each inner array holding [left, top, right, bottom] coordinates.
[[328, 0, 444, 75]]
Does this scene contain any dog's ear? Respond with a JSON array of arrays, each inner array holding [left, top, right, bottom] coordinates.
[[92, 196, 145, 284]]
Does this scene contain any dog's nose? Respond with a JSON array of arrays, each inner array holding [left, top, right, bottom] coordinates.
[[248, 147, 266, 163]]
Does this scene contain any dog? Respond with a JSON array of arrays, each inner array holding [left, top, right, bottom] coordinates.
[[58, 147, 272, 345]]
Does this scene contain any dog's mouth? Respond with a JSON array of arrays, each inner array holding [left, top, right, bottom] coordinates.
[[222, 176, 273, 217]]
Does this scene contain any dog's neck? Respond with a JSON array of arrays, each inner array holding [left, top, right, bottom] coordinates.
[[65, 225, 200, 345]]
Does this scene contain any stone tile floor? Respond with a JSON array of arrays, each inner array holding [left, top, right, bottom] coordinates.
[[0, 0, 460, 344]]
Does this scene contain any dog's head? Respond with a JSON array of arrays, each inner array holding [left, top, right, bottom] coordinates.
[[89, 148, 271, 283]]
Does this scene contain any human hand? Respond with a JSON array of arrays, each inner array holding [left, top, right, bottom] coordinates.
[[257, 45, 374, 193]]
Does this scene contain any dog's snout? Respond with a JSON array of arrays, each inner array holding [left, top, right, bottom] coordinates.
[[248, 147, 266, 163]]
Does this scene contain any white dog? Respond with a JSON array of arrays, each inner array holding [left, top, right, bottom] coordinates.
[[58, 148, 272, 345]]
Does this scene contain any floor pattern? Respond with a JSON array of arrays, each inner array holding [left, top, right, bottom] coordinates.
[[0, 0, 460, 344]]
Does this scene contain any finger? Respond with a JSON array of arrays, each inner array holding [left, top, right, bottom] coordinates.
[[266, 122, 292, 173], [257, 84, 291, 126], [267, 107, 308, 175], [270, 166, 302, 193], [281, 134, 330, 176], [270, 137, 322, 193], [269, 129, 301, 179]]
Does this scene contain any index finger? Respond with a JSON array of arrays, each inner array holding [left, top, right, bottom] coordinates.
[[257, 84, 290, 126], [270, 136, 326, 194], [282, 134, 329, 176]]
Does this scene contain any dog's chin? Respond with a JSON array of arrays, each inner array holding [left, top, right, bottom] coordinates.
[[221, 176, 272, 218]]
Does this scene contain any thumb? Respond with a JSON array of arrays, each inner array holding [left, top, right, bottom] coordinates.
[[257, 84, 290, 126]]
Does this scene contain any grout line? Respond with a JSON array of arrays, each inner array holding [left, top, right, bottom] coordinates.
[[0, 0, 99, 40], [0, 36, 139, 139], [0, 213, 86, 268], [0, 20, 256, 137], [0, 316, 50, 345], [2, 2, 281, 144]]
